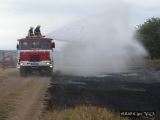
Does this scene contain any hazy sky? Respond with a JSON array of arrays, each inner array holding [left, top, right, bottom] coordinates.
[[0, 0, 160, 49]]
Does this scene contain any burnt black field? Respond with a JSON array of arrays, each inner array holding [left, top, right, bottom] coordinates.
[[46, 67, 160, 119]]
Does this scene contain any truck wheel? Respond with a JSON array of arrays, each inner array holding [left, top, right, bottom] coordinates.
[[20, 67, 27, 77], [47, 68, 53, 76], [39, 70, 45, 76]]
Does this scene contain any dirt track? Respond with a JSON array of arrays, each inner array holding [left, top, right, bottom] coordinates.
[[0, 69, 50, 120]]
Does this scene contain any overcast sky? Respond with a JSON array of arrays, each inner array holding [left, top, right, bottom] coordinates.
[[0, 0, 160, 49]]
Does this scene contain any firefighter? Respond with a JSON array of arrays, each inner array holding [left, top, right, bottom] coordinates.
[[34, 25, 42, 36], [28, 27, 34, 37]]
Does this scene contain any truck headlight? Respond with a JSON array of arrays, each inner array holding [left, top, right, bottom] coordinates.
[[50, 65, 53, 68], [46, 62, 50, 65], [20, 62, 23, 66]]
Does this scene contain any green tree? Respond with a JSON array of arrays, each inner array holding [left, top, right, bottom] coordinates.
[[136, 17, 160, 59]]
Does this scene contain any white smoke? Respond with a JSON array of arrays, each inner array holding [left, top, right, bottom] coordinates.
[[49, 2, 147, 76]]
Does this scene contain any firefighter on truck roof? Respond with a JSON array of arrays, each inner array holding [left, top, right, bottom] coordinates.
[[28, 27, 34, 37], [27, 25, 42, 37], [34, 25, 42, 37]]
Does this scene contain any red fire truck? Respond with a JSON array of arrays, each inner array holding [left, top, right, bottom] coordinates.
[[17, 36, 55, 76]]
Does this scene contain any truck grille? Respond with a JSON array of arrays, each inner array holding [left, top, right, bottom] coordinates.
[[29, 54, 40, 62], [20, 51, 50, 61]]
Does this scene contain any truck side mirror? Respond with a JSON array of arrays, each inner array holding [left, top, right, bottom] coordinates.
[[17, 44, 19, 50], [52, 42, 55, 48]]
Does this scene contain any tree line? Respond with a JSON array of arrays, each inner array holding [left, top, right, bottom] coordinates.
[[136, 17, 160, 59]]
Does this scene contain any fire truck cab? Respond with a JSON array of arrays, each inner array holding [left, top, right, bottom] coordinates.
[[17, 36, 55, 76]]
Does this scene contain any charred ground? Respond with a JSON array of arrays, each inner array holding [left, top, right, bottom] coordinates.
[[45, 67, 160, 119]]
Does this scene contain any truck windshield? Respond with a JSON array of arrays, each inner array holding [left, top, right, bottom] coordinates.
[[19, 40, 51, 50]]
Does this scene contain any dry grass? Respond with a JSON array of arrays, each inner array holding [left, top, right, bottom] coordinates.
[[0, 93, 16, 120], [131, 59, 160, 67], [0, 80, 29, 120], [3, 69, 18, 77], [42, 106, 128, 120], [0, 68, 21, 120], [145, 59, 160, 66], [0, 68, 5, 76], [0, 68, 18, 79]]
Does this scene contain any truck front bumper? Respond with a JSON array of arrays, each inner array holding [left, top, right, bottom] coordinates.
[[17, 61, 53, 69]]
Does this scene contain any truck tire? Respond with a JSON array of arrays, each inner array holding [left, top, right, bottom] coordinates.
[[47, 67, 53, 76], [20, 67, 27, 77]]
